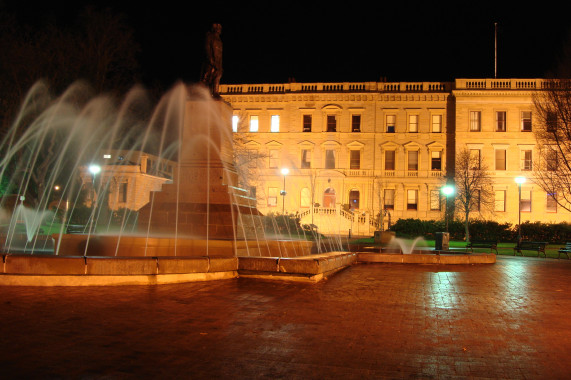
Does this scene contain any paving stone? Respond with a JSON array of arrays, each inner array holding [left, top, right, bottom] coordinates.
[[0, 255, 570, 379]]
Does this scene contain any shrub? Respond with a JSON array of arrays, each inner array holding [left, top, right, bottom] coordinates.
[[390, 218, 570, 243]]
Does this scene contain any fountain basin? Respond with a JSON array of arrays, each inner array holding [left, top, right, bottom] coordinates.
[[53, 234, 315, 257], [0, 254, 239, 286], [0, 251, 356, 285]]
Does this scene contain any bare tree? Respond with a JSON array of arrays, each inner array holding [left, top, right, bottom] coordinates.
[[532, 79, 571, 212], [0, 7, 140, 131], [453, 148, 495, 242]]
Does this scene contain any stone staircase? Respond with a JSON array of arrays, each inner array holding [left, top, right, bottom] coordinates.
[[298, 206, 375, 236]]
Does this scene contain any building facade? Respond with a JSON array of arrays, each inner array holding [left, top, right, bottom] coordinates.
[[80, 150, 175, 211], [220, 78, 570, 235]]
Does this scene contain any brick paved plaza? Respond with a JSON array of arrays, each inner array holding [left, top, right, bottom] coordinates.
[[1, 255, 570, 379]]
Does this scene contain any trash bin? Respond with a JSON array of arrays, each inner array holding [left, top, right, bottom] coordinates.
[[435, 232, 449, 251]]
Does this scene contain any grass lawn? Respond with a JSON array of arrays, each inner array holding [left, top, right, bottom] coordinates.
[[349, 237, 569, 259]]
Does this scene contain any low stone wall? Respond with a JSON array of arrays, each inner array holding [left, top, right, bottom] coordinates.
[[1, 254, 238, 286], [0, 252, 356, 285], [238, 251, 357, 282], [357, 252, 496, 264]]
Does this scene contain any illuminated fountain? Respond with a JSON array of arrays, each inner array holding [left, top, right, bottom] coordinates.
[[387, 236, 428, 254], [0, 81, 314, 260]]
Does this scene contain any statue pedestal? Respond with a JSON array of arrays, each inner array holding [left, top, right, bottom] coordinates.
[[138, 95, 261, 241]]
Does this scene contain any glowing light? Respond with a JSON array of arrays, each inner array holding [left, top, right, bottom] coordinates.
[[515, 176, 526, 185], [441, 185, 454, 196], [88, 164, 101, 175]]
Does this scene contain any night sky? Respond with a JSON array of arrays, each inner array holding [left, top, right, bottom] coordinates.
[[4, 1, 571, 88]]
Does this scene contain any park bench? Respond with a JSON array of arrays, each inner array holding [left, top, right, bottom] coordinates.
[[65, 224, 87, 234], [514, 241, 548, 257], [466, 240, 498, 254], [558, 242, 571, 259]]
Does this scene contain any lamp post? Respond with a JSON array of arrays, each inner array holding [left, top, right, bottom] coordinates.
[[515, 176, 526, 245], [280, 168, 289, 214], [441, 185, 455, 232], [88, 164, 101, 233]]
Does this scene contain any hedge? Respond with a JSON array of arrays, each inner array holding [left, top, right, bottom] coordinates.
[[390, 218, 571, 243]]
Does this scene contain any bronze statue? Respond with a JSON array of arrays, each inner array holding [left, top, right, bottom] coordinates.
[[201, 23, 223, 96]]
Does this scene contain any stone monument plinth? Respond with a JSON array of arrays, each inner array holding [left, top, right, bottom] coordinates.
[[137, 93, 261, 242]]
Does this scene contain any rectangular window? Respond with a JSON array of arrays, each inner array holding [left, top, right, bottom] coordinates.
[[407, 189, 418, 210], [470, 149, 481, 170], [249, 115, 258, 132], [521, 190, 531, 212], [350, 150, 360, 169], [250, 186, 256, 198], [384, 189, 394, 210], [495, 149, 506, 171], [248, 150, 258, 168], [496, 111, 506, 132], [409, 115, 418, 132], [432, 114, 442, 133], [547, 193, 557, 213], [301, 149, 311, 169], [351, 115, 361, 132], [325, 149, 335, 169], [385, 150, 395, 171], [546, 111, 558, 132], [521, 111, 532, 131], [547, 150, 558, 171], [431, 151, 442, 171], [269, 149, 279, 168], [430, 190, 441, 210], [408, 151, 418, 171], [119, 182, 128, 203], [326, 115, 336, 132], [495, 190, 506, 212], [232, 115, 239, 132], [270, 115, 280, 132], [386, 115, 396, 133], [268, 187, 278, 207], [470, 111, 481, 131], [521, 150, 532, 171], [303, 115, 312, 132]]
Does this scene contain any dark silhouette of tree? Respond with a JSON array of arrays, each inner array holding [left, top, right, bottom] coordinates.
[[0, 6, 140, 132], [532, 79, 571, 212], [453, 148, 495, 242]]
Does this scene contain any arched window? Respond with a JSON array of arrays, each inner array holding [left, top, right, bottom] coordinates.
[[349, 190, 360, 210]]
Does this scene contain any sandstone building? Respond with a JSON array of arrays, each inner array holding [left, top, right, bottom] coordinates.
[[219, 78, 570, 235]]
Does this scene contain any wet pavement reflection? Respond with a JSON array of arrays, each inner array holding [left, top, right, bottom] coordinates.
[[1, 256, 570, 379]]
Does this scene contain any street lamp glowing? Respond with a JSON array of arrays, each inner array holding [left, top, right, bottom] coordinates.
[[280, 168, 289, 213], [441, 185, 455, 232], [88, 164, 101, 176], [515, 176, 526, 185], [515, 176, 526, 244], [441, 185, 454, 197]]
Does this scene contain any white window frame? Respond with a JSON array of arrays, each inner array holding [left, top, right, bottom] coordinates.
[[470, 111, 481, 132], [249, 115, 259, 132], [431, 114, 442, 133], [270, 115, 280, 132]]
